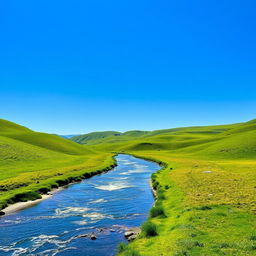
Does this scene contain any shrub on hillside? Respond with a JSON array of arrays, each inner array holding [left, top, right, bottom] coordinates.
[[150, 205, 166, 218], [157, 188, 166, 200], [142, 221, 158, 237], [12, 191, 41, 203]]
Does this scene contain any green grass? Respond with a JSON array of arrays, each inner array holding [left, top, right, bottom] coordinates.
[[79, 119, 256, 256], [72, 131, 122, 144], [0, 119, 116, 210], [2, 131, 92, 155], [150, 205, 166, 218], [141, 221, 158, 237], [115, 152, 256, 255], [0, 119, 32, 133], [1, 118, 255, 255], [71, 122, 243, 146]]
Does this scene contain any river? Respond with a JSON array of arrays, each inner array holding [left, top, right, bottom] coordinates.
[[0, 154, 160, 256]]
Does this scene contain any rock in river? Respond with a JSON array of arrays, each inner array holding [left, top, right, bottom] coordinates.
[[77, 234, 88, 238], [90, 233, 97, 240]]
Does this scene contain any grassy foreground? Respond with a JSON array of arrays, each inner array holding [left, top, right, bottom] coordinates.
[[117, 152, 256, 256], [0, 118, 255, 255], [0, 119, 116, 211], [78, 119, 256, 256]]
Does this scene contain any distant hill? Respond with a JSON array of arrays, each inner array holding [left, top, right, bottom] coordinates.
[[72, 119, 256, 160], [70, 122, 241, 146], [71, 131, 122, 144], [71, 130, 153, 145]]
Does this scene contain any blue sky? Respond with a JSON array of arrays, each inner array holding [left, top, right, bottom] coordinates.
[[1, 0, 255, 134]]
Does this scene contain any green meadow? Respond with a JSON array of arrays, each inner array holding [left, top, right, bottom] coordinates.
[[0, 118, 256, 255], [72, 119, 256, 255], [0, 119, 116, 210]]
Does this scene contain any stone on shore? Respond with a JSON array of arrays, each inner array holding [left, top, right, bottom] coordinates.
[[124, 231, 134, 238], [128, 234, 137, 242], [124, 227, 141, 241]]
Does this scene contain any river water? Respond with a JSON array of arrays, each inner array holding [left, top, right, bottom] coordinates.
[[0, 154, 160, 256]]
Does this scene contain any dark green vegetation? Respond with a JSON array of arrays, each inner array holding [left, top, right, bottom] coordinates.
[[150, 205, 166, 218], [72, 119, 256, 255], [0, 119, 116, 211], [141, 221, 158, 237], [1, 118, 255, 255]]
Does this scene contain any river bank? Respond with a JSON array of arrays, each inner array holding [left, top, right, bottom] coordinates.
[[117, 151, 256, 256], [0, 155, 117, 215], [0, 154, 160, 256], [2, 187, 65, 215]]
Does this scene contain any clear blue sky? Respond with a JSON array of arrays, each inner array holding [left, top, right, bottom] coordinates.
[[1, 0, 255, 134]]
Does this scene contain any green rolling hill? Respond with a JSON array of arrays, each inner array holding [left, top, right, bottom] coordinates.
[[72, 120, 256, 160], [70, 119, 256, 256], [0, 119, 115, 211], [0, 119, 32, 133], [71, 130, 154, 145], [0, 118, 255, 255], [72, 131, 122, 144], [0, 119, 92, 155]]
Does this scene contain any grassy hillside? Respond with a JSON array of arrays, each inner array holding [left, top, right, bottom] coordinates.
[[79, 119, 256, 256], [3, 132, 93, 155], [72, 131, 122, 144], [0, 119, 115, 211], [71, 123, 242, 146], [71, 130, 152, 145], [70, 129, 155, 144], [0, 119, 32, 133], [118, 152, 256, 256], [0, 118, 255, 255], [87, 120, 256, 160]]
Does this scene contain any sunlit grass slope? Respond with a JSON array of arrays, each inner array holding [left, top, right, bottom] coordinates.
[[1, 118, 255, 255], [71, 130, 152, 145], [82, 120, 256, 256], [71, 123, 242, 145], [3, 132, 93, 155], [72, 131, 122, 144], [88, 120, 256, 160], [0, 119, 32, 133], [0, 119, 115, 210]]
